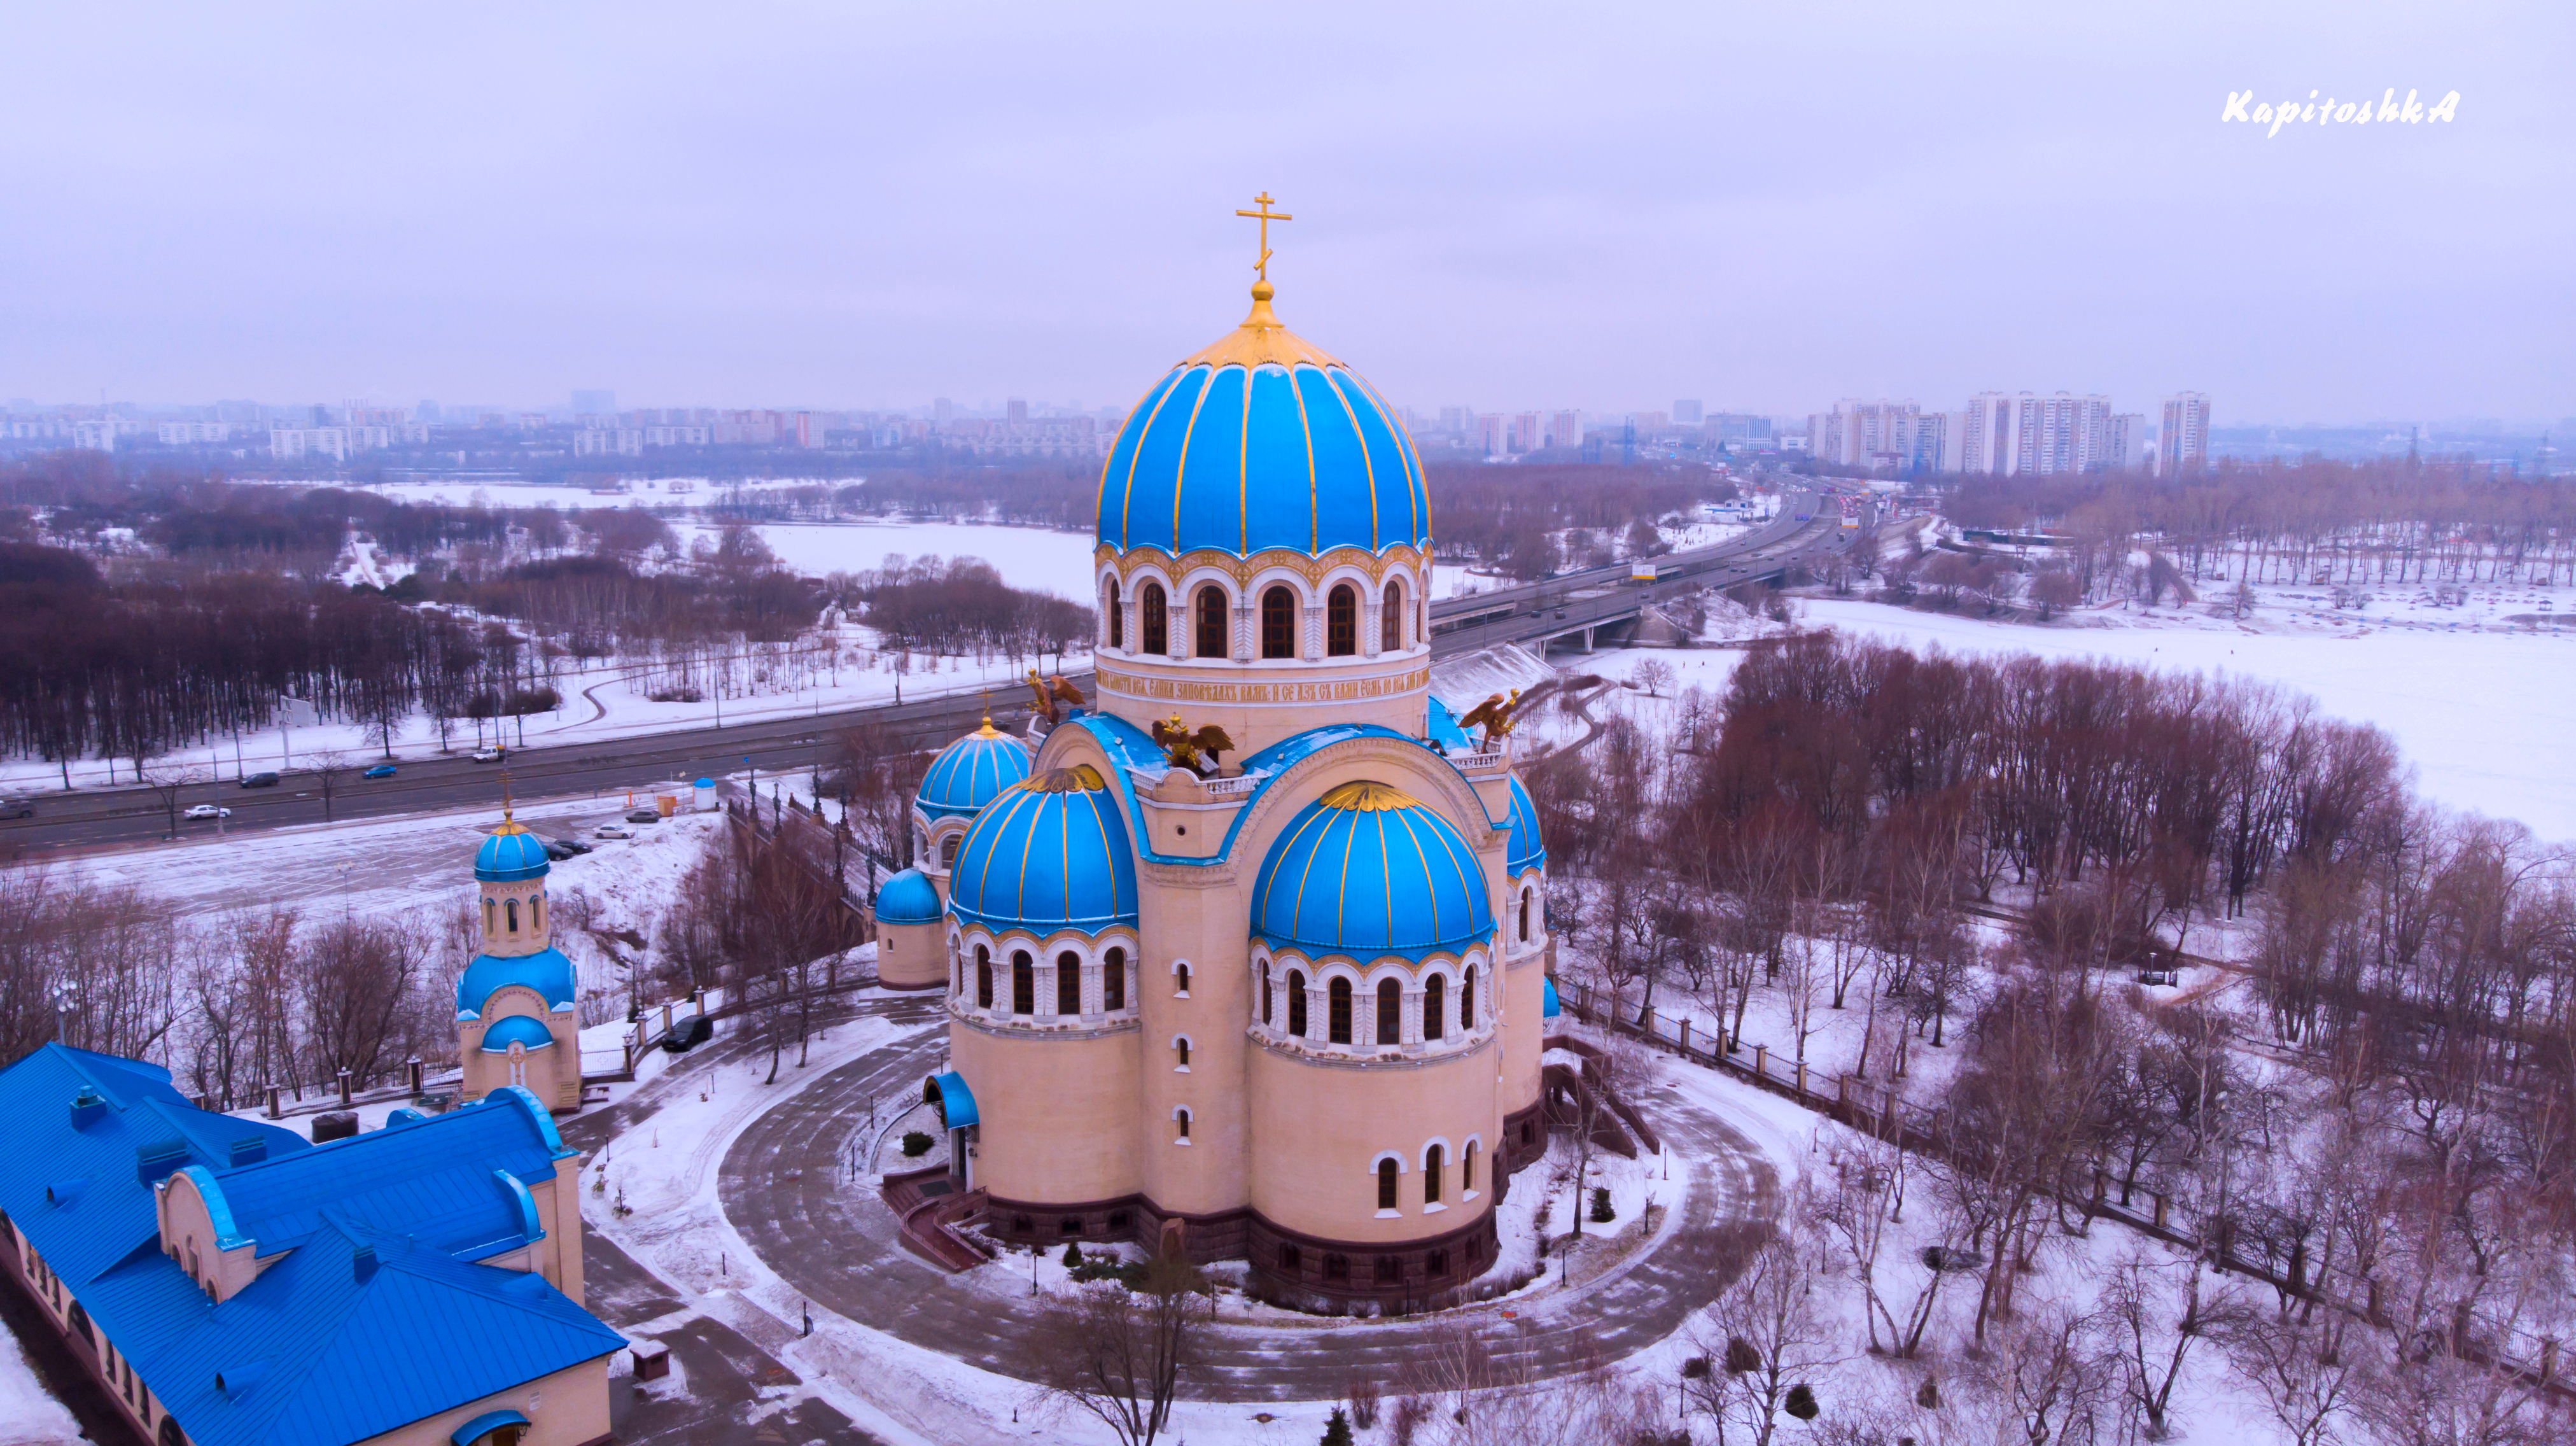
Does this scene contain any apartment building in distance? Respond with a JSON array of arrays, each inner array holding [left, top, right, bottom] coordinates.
[[2159, 392, 2211, 474], [1955, 391, 2115, 475]]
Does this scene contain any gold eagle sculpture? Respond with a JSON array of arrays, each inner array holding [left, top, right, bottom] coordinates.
[[1151, 715, 1235, 775], [1455, 688, 1524, 743], [1025, 670, 1086, 725]]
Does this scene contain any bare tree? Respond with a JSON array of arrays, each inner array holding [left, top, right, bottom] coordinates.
[[1685, 1218, 1839, 1446], [137, 761, 207, 838], [2102, 1247, 2248, 1440], [308, 748, 351, 823], [1037, 1253, 1211, 1446]]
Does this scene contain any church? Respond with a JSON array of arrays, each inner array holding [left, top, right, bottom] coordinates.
[[874, 202, 1555, 1305]]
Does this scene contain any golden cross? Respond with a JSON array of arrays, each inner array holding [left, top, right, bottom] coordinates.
[[1234, 192, 1292, 283]]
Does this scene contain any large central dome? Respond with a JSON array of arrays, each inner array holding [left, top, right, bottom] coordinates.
[[1094, 283, 1429, 559]]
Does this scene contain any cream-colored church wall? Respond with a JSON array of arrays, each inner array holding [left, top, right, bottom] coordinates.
[[1093, 651, 1429, 761], [473, 876, 550, 956], [1131, 864, 1251, 1218], [1245, 1038, 1499, 1244], [458, 985, 577, 1111], [365, 1357, 610, 1446], [876, 919, 946, 989], [949, 1022, 1142, 1206]]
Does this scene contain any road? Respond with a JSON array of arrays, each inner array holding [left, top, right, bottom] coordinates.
[[0, 487, 1863, 856]]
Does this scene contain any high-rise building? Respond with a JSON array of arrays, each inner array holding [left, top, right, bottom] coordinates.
[[1810, 400, 1920, 469], [1673, 400, 1703, 425], [1509, 412, 1542, 453], [1956, 392, 2115, 474], [2159, 393, 2211, 475], [1007, 398, 1029, 423], [2109, 414, 2147, 470], [1550, 410, 1583, 449], [1477, 414, 1507, 458]]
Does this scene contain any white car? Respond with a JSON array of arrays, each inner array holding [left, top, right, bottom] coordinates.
[[183, 804, 232, 820], [472, 748, 505, 763], [594, 824, 633, 839]]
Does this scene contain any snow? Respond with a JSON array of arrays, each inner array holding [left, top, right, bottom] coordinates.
[[680, 519, 1097, 600], [0, 1324, 80, 1445]]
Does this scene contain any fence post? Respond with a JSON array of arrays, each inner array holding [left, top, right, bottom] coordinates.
[[1679, 1018, 1690, 1054], [1752, 1043, 1768, 1081], [1795, 1060, 1808, 1098], [2538, 1337, 2558, 1382], [267, 1084, 283, 1120], [2152, 1193, 2168, 1229], [407, 1057, 424, 1095], [336, 1068, 353, 1106]]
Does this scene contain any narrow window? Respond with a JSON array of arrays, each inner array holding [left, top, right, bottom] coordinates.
[[1175, 1037, 1191, 1068], [1382, 580, 1404, 651], [976, 946, 993, 1009], [1175, 1109, 1191, 1141], [1289, 971, 1308, 1037], [1106, 578, 1123, 648], [1424, 974, 1445, 1041], [1376, 1158, 1398, 1211], [1376, 978, 1401, 1045], [1261, 970, 1273, 1025], [1194, 584, 1228, 658], [1462, 965, 1478, 1030], [483, 898, 494, 934], [1424, 1145, 1443, 1204], [505, 898, 520, 934], [1260, 586, 1295, 658], [1142, 582, 1168, 654], [531, 894, 543, 932], [1325, 1253, 1348, 1281], [953, 954, 962, 996], [1012, 951, 1033, 1015], [1463, 1140, 1479, 1193], [1056, 951, 1082, 1015], [1103, 947, 1126, 1011], [1175, 962, 1191, 995], [1518, 890, 1530, 942], [1427, 1247, 1449, 1277], [941, 834, 961, 871], [1279, 1242, 1301, 1271], [1329, 978, 1353, 1044], [1327, 584, 1356, 656]]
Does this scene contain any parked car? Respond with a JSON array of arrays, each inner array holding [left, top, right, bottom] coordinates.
[[363, 764, 398, 779], [594, 824, 634, 839], [0, 799, 31, 819], [183, 804, 232, 820], [471, 748, 504, 763], [548, 836, 593, 857], [624, 808, 662, 824], [239, 771, 280, 788]]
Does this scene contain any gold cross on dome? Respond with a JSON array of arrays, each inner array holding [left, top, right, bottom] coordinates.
[[1234, 192, 1292, 283]]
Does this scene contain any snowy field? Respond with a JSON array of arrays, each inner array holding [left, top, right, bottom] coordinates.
[[679, 519, 1095, 599]]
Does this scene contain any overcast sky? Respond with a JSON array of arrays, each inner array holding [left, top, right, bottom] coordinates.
[[3, 3, 2566, 425]]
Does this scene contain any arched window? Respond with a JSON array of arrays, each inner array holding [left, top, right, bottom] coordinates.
[[1056, 951, 1082, 1015], [483, 898, 495, 934], [1424, 974, 1445, 1041], [1327, 977, 1352, 1044], [941, 834, 961, 871], [953, 953, 963, 996], [1376, 1158, 1399, 1211], [1261, 969, 1273, 1025], [1260, 586, 1296, 659], [160, 1417, 190, 1446], [505, 898, 520, 934], [1174, 1037, 1191, 1069], [1462, 965, 1478, 1030], [1376, 978, 1401, 1045], [976, 946, 993, 1009], [1142, 581, 1169, 654], [1288, 971, 1308, 1037], [1175, 1108, 1192, 1141], [1194, 584, 1228, 658], [531, 894, 543, 933], [1382, 580, 1404, 651], [1103, 947, 1126, 1011], [1518, 890, 1530, 942], [1462, 1139, 1479, 1193], [1174, 962, 1191, 995], [1105, 578, 1123, 648], [1327, 583, 1356, 656], [1424, 1144, 1444, 1204], [1011, 951, 1034, 1016]]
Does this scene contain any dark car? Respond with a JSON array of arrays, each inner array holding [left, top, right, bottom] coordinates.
[[624, 808, 662, 824], [0, 799, 31, 820], [363, 764, 398, 780], [549, 836, 593, 857], [240, 771, 281, 789]]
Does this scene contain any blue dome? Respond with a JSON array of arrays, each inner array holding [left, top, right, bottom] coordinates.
[[1543, 976, 1561, 1019], [948, 765, 1138, 937], [1506, 776, 1546, 878], [477, 1015, 557, 1053], [456, 946, 575, 1020], [874, 867, 942, 925], [475, 824, 551, 882], [1252, 781, 1495, 962], [1096, 290, 1429, 559], [918, 724, 1032, 820]]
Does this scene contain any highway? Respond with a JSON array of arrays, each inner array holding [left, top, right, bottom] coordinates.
[[0, 486, 1863, 857]]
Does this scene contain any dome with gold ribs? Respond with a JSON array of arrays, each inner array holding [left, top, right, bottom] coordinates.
[[1250, 781, 1494, 962]]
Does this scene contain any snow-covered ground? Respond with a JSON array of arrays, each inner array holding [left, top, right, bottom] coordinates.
[[679, 519, 1096, 600], [0, 1324, 81, 1445]]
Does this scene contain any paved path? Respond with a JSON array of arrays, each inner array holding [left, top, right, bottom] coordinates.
[[718, 1010, 1784, 1403]]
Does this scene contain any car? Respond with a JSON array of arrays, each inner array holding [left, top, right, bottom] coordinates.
[[363, 764, 398, 779], [239, 771, 280, 788], [0, 799, 31, 820], [594, 824, 634, 839], [549, 836, 592, 856], [624, 808, 662, 824], [471, 749, 504, 763], [542, 838, 592, 860], [183, 804, 232, 820]]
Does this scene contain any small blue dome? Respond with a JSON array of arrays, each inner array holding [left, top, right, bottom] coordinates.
[[1096, 291, 1428, 559], [948, 766, 1138, 937], [918, 724, 1033, 820], [456, 946, 576, 1020], [1253, 781, 1495, 962], [874, 867, 942, 925], [478, 1015, 557, 1053], [1543, 976, 1561, 1019], [475, 825, 551, 882], [1506, 776, 1546, 878]]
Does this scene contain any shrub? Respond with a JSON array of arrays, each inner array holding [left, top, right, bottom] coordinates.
[[900, 1130, 932, 1157], [1724, 1335, 1761, 1375], [1347, 1373, 1382, 1429], [1321, 1406, 1354, 1446], [1784, 1383, 1818, 1420], [1391, 1394, 1431, 1446], [1916, 1377, 1942, 1408], [1680, 1355, 1711, 1379], [1061, 1242, 1083, 1268], [1590, 1186, 1614, 1223]]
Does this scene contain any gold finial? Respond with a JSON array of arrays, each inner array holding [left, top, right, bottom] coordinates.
[[500, 764, 515, 821], [1234, 192, 1292, 286]]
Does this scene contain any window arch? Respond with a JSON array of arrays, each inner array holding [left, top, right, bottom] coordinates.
[[1289, 971, 1308, 1037], [1174, 1107, 1192, 1141], [1172, 1035, 1191, 1070], [1173, 960, 1191, 995], [1376, 978, 1401, 1045], [1424, 973, 1445, 1041], [1142, 581, 1169, 654], [1518, 888, 1531, 942], [1103, 946, 1126, 1011], [1011, 951, 1034, 1016], [1326, 583, 1356, 656], [1105, 577, 1123, 648], [1260, 968, 1273, 1026], [1462, 1139, 1480, 1195], [1194, 584, 1228, 658], [482, 898, 495, 934], [505, 897, 520, 934], [1376, 1157, 1399, 1211], [976, 945, 993, 1009], [1382, 579, 1404, 651], [531, 894, 543, 933], [941, 834, 961, 871], [1424, 1144, 1444, 1204], [1260, 585, 1296, 658], [1056, 950, 1082, 1015], [1327, 977, 1352, 1044], [1462, 964, 1478, 1030]]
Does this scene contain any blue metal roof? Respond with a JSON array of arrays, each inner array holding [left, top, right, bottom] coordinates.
[[873, 867, 942, 925], [916, 724, 1033, 820], [455, 945, 575, 1020], [1096, 358, 1428, 559], [453, 1410, 531, 1446], [925, 1072, 979, 1130], [1252, 780, 1496, 962], [1425, 694, 1474, 753], [0, 1050, 617, 1446], [476, 1015, 556, 1053], [1544, 976, 1561, 1019], [946, 765, 1138, 937], [472, 825, 550, 883], [1506, 775, 1547, 878]]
